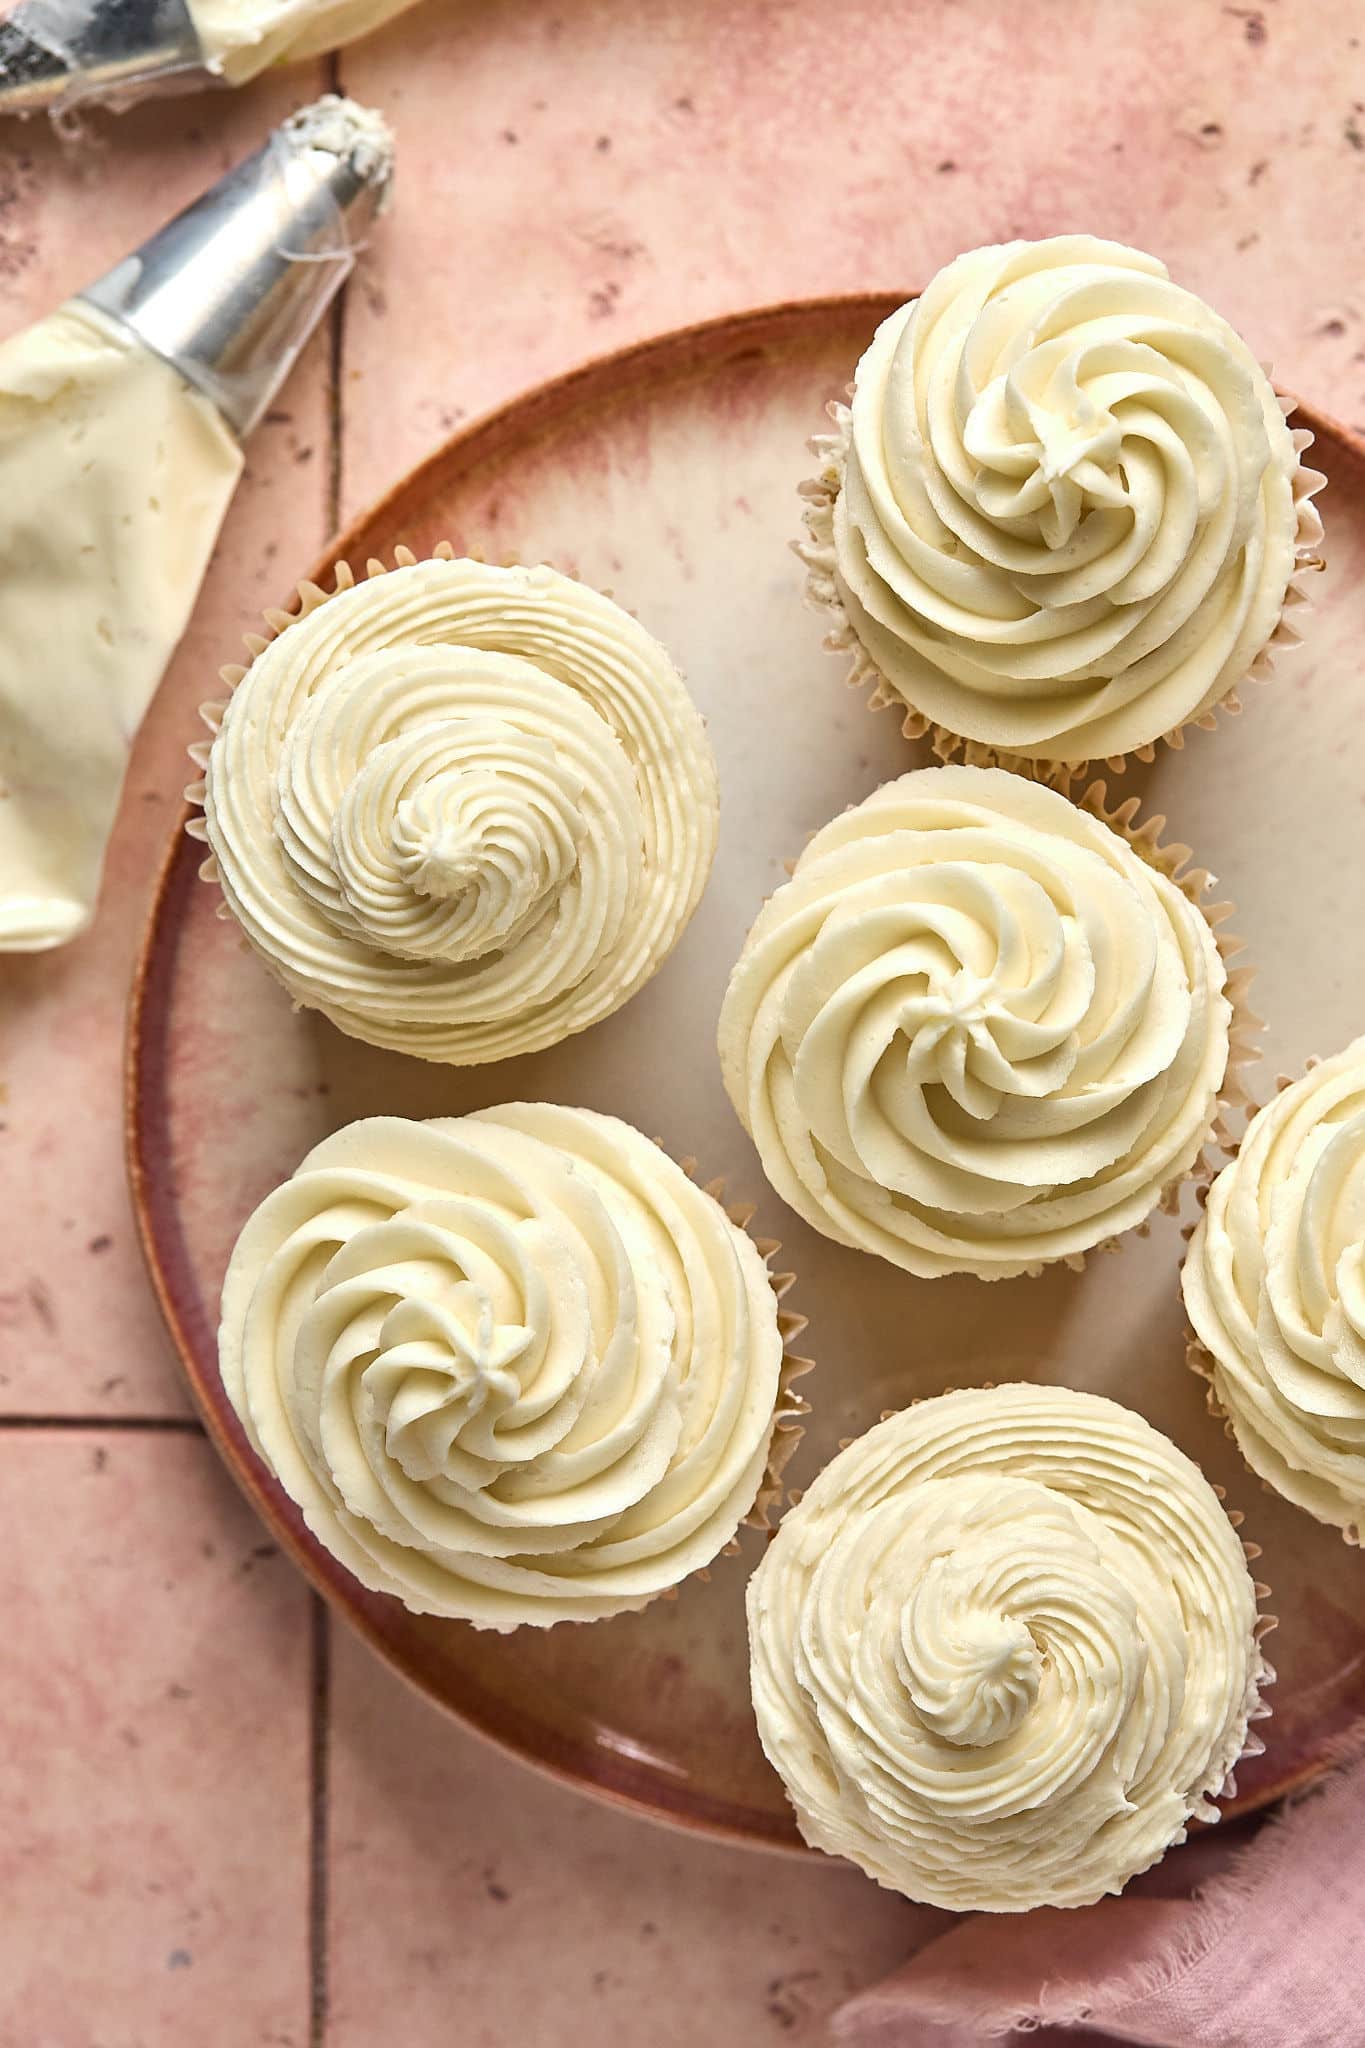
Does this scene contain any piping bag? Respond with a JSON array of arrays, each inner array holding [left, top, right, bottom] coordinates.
[[0, 0, 424, 113], [0, 93, 394, 951]]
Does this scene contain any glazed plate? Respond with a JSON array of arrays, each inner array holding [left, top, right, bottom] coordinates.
[[130, 297, 1365, 1851]]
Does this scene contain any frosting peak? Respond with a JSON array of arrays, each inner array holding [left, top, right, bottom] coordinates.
[[366, 1281, 534, 1481]]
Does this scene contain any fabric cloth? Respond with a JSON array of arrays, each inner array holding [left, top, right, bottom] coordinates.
[[833, 1731, 1365, 2048]]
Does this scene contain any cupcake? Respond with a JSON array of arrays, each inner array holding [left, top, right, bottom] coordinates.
[[719, 763, 1246, 1280], [190, 549, 719, 1064], [218, 1104, 807, 1628], [800, 235, 1325, 776], [748, 1384, 1269, 1912], [1183, 1037, 1365, 1539]]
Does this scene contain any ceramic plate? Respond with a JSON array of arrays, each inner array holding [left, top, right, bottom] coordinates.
[[129, 296, 1365, 1851]]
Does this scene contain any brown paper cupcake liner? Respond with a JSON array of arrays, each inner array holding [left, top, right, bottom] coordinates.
[[1079, 778, 1261, 1197], [664, 1162, 814, 1598], [1201, 1478, 1277, 1821], [796, 392, 1327, 788]]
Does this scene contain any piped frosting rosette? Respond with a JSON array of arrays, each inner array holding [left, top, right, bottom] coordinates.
[[219, 1103, 808, 1629], [1183, 1038, 1365, 1539], [719, 764, 1249, 1280], [190, 549, 718, 1063], [800, 236, 1325, 773], [747, 1384, 1269, 1912]]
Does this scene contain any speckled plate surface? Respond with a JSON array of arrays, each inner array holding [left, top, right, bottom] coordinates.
[[129, 296, 1365, 1852]]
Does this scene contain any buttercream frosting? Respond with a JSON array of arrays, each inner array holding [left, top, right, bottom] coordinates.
[[1183, 1038, 1365, 1537], [0, 301, 241, 952], [718, 764, 1230, 1278], [748, 1383, 1262, 1911], [188, 0, 422, 82], [200, 556, 718, 1064], [812, 235, 1313, 763], [219, 1105, 789, 1628]]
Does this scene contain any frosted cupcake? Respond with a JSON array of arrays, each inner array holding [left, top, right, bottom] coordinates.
[[800, 235, 1325, 774], [1183, 1037, 1365, 1539], [748, 1384, 1269, 1912], [219, 1104, 807, 1628], [190, 549, 718, 1064], [719, 764, 1245, 1280]]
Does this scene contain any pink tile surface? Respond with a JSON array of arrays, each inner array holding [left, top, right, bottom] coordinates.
[[2, 2, 1363, 2041], [325, 1629, 922, 2048], [336, 0, 1365, 518], [0, 1429, 312, 2045]]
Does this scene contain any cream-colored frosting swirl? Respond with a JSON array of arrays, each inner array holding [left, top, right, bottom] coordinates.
[[748, 1384, 1262, 1911], [822, 235, 1309, 762], [719, 764, 1230, 1278], [219, 1104, 788, 1628], [1184, 1039, 1365, 1537], [200, 556, 718, 1064]]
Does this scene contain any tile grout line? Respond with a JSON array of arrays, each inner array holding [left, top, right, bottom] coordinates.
[[0, 1414, 204, 1432], [312, 61, 340, 2048], [308, 1590, 332, 2048], [326, 295, 345, 541], [324, 37, 347, 552]]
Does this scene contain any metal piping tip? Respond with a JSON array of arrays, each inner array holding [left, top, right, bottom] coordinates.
[[0, 0, 210, 116], [78, 95, 395, 440]]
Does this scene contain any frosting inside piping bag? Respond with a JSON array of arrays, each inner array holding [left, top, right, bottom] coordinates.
[[188, 0, 423, 81], [0, 301, 241, 950]]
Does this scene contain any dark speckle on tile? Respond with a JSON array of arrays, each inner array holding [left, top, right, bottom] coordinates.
[[237, 1542, 279, 1576], [27, 1278, 56, 1333]]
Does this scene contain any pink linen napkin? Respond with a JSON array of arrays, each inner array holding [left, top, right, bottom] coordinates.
[[833, 1729, 1365, 2048]]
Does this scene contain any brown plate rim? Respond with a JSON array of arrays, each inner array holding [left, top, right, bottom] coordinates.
[[125, 291, 1365, 1853]]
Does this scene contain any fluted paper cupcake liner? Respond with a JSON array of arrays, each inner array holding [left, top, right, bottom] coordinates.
[[666, 1160, 813, 1590], [1079, 778, 1261, 1208], [1193, 1488, 1276, 1824], [797, 390, 1327, 788]]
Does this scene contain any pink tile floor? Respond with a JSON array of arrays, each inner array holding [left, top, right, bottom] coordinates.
[[1, 2, 1362, 2039]]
